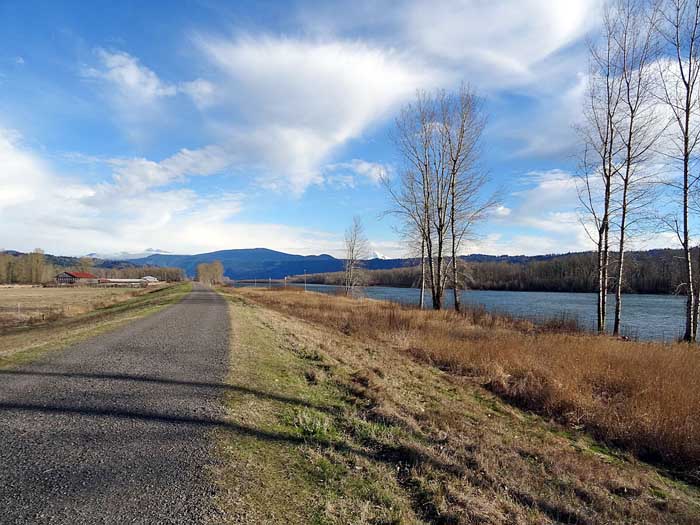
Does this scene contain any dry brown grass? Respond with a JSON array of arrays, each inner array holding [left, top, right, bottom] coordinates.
[[0, 285, 163, 329], [0, 283, 190, 368], [234, 288, 700, 482], [220, 289, 700, 524]]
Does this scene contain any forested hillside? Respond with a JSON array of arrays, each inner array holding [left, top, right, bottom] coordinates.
[[294, 249, 688, 295]]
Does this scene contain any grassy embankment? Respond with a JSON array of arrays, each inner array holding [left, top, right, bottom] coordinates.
[[215, 287, 700, 524], [0, 283, 191, 369]]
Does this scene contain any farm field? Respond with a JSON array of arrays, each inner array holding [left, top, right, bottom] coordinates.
[[0, 285, 165, 329], [0, 283, 191, 369]]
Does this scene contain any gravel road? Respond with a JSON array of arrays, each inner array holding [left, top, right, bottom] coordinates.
[[0, 284, 230, 524]]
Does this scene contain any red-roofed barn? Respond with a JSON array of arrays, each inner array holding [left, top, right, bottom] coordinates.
[[55, 271, 98, 285]]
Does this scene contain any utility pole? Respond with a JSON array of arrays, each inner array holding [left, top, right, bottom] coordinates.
[[304, 269, 307, 292]]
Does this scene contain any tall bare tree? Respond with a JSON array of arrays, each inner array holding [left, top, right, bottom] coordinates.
[[579, 4, 625, 334], [440, 86, 497, 312], [386, 88, 495, 310], [386, 92, 442, 308], [343, 216, 370, 295], [610, 0, 663, 336], [657, 0, 700, 341]]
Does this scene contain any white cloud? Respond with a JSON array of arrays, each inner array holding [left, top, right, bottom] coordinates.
[[465, 169, 593, 255], [492, 205, 511, 218], [81, 38, 429, 195], [194, 35, 435, 192], [300, 0, 601, 89], [179, 78, 217, 108], [323, 159, 389, 187], [0, 129, 342, 256], [84, 49, 177, 102], [462, 233, 571, 256], [82, 49, 217, 136], [298, 0, 600, 158], [0, 130, 53, 209], [401, 0, 601, 87], [105, 144, 234, 194]]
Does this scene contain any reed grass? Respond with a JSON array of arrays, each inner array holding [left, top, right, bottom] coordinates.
[[237, 288, 700, 481]]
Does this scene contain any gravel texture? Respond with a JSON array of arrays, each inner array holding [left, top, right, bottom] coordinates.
[[0, 284, 230, 524]]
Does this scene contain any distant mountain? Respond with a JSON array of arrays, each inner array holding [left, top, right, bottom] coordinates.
[[124, 248, 576, 280], [127, 248, 340, 279]]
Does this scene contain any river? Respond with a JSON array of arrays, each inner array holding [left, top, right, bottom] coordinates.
[[236, 282, 686, 342]]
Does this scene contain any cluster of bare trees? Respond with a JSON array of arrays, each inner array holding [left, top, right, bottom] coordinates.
[[385, 85, 497, 310], [0, 250, 186, 284], [196, 261, 225, 285], [580, 0, 700, 341], [0, 250, 53, 284]]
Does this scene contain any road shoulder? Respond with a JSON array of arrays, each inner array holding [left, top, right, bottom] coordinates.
[[214, 292, 420, 524]]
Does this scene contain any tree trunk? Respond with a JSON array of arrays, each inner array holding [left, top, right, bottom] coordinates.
[[451, 254, 460, 312], [613, 240, 625, 337], [450, 176, 461, 312], [693, 246, 700, 338], [597, 236, 605, 333], [613, 177, 629, 337], [683, 242, 694, 341], [419, 238, 425, 310], [426, 239, 438, 310], [683, 147, 695, 342], [434, 237, 443, 310], [602, 225, 609, 332]]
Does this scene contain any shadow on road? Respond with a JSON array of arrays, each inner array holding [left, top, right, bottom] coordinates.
[[0, 370, 467, 483], [0, 369, 331, 412]]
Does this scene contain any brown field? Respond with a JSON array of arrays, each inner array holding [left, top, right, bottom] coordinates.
[[230, 287, 700, 482], [0, 285, 165, 329], [0, 283, 191, 370]]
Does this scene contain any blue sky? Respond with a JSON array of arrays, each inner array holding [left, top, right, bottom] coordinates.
[[0, 0, 643, 257]]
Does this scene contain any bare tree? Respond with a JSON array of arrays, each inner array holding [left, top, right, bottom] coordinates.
[[440, 86, 498, 312], [343, 216, 370, 295], [579, 4, 625, 334], [77, 256, 95, 274], [657, 0, 700, 341], [610, 0, 663, 336], [386, 88, 495, 311], [196, 261, 224, 285], [385, 92, 442, 308]]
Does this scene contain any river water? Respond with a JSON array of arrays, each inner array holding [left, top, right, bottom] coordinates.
[[236, 282, 686, 342]]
